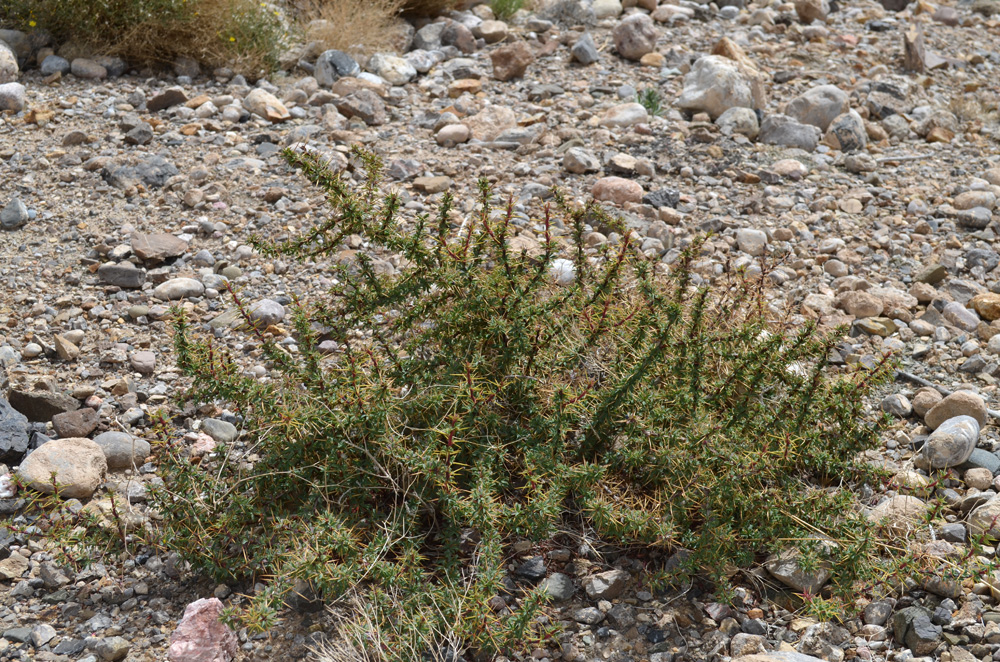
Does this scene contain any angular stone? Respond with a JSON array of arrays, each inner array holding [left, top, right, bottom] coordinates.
[[0, 197, 28, 229], [891, 607, 941, 656], [98, 262, 146, 288], [244, 88, 290, 123], [903, 26, 926, 72], [367, 53, 416, 86], [0, 399, 28, 463], [315, 50, 360, 87], [677, 55, 756, 120], [759, 114, 822, 151], [490, 41, 534, 81], [784, 85, 848, 131], [571, 33, 600, 65], [335, 89, 387, 126], [463, 105, 517, 142], [52, 407, 99, 439], [167, 598, 238, 662], [0, 553, 27, 580], [583, 569, 629, 600], [17, 437, 107, 499], [9, 389, 78, 422], [765, 545, 831, 593], [131, 233, 188, 263], [147, 87, 188, 112], [867, 495, 928, 534]]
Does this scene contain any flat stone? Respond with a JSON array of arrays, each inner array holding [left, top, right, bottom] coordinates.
[[9, 389, 78, 422], [582, 568, 629, 600], [131, 233, 188, 263], [51, 407, 99, 438], [97, 262, 146, 288], [153, 278, 205, 301]]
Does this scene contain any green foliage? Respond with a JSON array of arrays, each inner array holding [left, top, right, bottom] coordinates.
[[636, 87, 664, 117], [0, 0, 288, 76], [161, 145, 898, 658], [491, 0, 526, 20]]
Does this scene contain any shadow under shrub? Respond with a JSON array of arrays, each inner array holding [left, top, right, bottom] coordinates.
[[162, 146, 895, 658]]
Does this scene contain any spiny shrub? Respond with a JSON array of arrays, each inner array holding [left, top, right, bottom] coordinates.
[[0, 0, 287, 76], [162, 145, 897, 658], [491, 0, 527, 20]]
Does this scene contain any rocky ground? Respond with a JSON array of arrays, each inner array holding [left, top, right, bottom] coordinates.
[[2, 0, 1000, 660]]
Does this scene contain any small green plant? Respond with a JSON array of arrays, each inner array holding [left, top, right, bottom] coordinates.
[[491, 0, 526, 20], [160, 144, 905, 659], [636, 86, 664, 117]]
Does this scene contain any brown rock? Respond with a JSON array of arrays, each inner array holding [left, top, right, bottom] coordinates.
[[867, 495, 928, 534], [795, 0, 829, 23], [911, 387, 943, 418], [903, 27, 926, 72], [167, 598, 238, 662], [147, 87, 188, 112], [243, 88, 290, 123], [926, 126, 954, 143], [53, 335, 80, 361], [835, 290, 883, 318], [17, 437, 107, 499], [413, 176, 452, 194], [490, 41, 534, 81], [592, 177, 643, 206], [131, 233, 188, 263], [52, 407, 99, 438], [924, 390, 988, 430], [973, 293, 1000, 321]]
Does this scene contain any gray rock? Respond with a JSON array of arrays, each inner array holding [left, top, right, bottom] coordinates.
[[367, 53, 416, 86], [571, 32, 600, 65], [0, 398, 28, 462], [891, 606, 941, 656], [9, 388, 78, 422], [0, 82, 24, 112], [0, 41, 17, 84], [515, 556, 547, 582], [0, 197, 29, 229], [677, 55, 756, 120], [93, 56, 126, 78], [315, 50, 360, 87], [959, 448, 1000, 475], [129, 351, 156, 375], [413, 23, 447, 51], [863, 600, 893, 626], [612, 14, 658, 61], [93, 636, 129, 661], [131, 232, 188, 263], [70, 58, 107, 79], [102, 156, 178, 190], [93, 431, 151, 470], [574, 607, 605, 625], [867, 78, 911, 119], [97, 262, 146, 289], [765, 546, 831, 593], [40, 55, 70, 76], [716, 106, 759, 139], [541, 573, 575, 601], [201, 418, 238, 443], [759, 114, 822, 151], [942, 302, 982, 332], [153, 278, 205, 301], [783, 85, 848, 131], [564, 147, 601, 174], [248, 299, 285, 329], [31, 623, 57, 647], [880, 393, 912, 418], [335, 89, 387, 126], [124, 123, 154, 146]]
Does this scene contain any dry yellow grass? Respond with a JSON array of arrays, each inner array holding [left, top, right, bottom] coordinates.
[[295, 0, 406, 56]]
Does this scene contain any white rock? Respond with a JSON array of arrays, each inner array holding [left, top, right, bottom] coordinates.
[[367, 54, 417, 86], [676, 56, 755, 120], [736, 228, 768, 256]]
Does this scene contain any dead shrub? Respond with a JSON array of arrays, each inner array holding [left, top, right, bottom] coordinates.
[[294, 0, 405, 56]]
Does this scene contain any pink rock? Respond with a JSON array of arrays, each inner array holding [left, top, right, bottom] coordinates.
[[168, 598, 238, 662], [591, 177, 643, 206]]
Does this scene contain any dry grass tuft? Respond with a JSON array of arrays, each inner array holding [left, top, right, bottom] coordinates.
[[295, 0, 406, 57]]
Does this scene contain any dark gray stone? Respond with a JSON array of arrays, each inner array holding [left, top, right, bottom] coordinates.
[[892, 606, 942, 656], [1, 198, 29, 230], [643, 189, 680, 209], [314, 50, 359, 87], [515, 556, 547, 582], [39, 55, 70, 76], [967, 249, 1000, 272], [0, 398, 28, 462], [938, 522, 967, 543], [8, 389, 78, 422], [958, 448, 1000, 475], [97, 262, 146, 289], [571, 32, 600, 65]]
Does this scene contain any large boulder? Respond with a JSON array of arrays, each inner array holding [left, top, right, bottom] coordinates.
[[17, 438, 107, 499]]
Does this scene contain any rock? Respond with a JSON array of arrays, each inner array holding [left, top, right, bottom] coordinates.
[[836, 290, 882, 318], [132, 233, 188, 263], [583, 569, 629, 600], [93, 431, 151, 470], [924, 391, 988, 429], [315, 50, 360, 87], [9, 389, 78, 422], [367, 54, 416, 86], [0, 553, 28, 580], [765, 545, 831, 593], [71, 58, 107, 79], [879, 0, 914, 11], [51, 407, 99, 438], [920, 416, 980, 469], [593, 0, 624, 18], [98, 262, 146, 288], [436, 124, 470, 147], [867, 78, 911, 119], [891, 607, 941, 656], [784, 85, 848, 132], [880, 394, 912, 418], [17, 438, 107, 499], [824, 110, 867, 152], [677, 55, 757, 120], [613, 14, 658, 61], [574, 607, 605, 624], [248, 299, 285, 329], [40, 55, 70, 76], [31, 624, 57, 647], [972, 293, 1000, 321], [0, 197, 28, 229], [0, 82, 24, 113], [592, 177, 643, 205], [759, 114, 822, 151], [571, 33, 600, 65], [0, 41, 17, 84], [716, 106, 759, 139], [736, 228, 767, 256], [942, 301, 981, 332], [201, 419, 238, 443], [903, 26, 926, 72], [564, 147, 601, 174], [490, 41, 534, 81], [463, 105, 517, 141], [147, 87, 188, 112], [130, 351, 156, 375], [413, 176, 452, 194], [0, 399, 28, 463], [103, 155, 179, 190], [867, 495, 928, 534], [167, 598, 239, 662], [598, 102, 649, 128], [966, 467, 994, 490], [335, 89, 386, 126], [94, 636, 130, 661], [516, 556, 547, 582], [864, 601, 893, 626], [795, 0, 830, 23], [969, 494, 1000, 538], [474, 20, 508, 44], [154, 278, 205, 301], [244, 88, 290, 123]]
